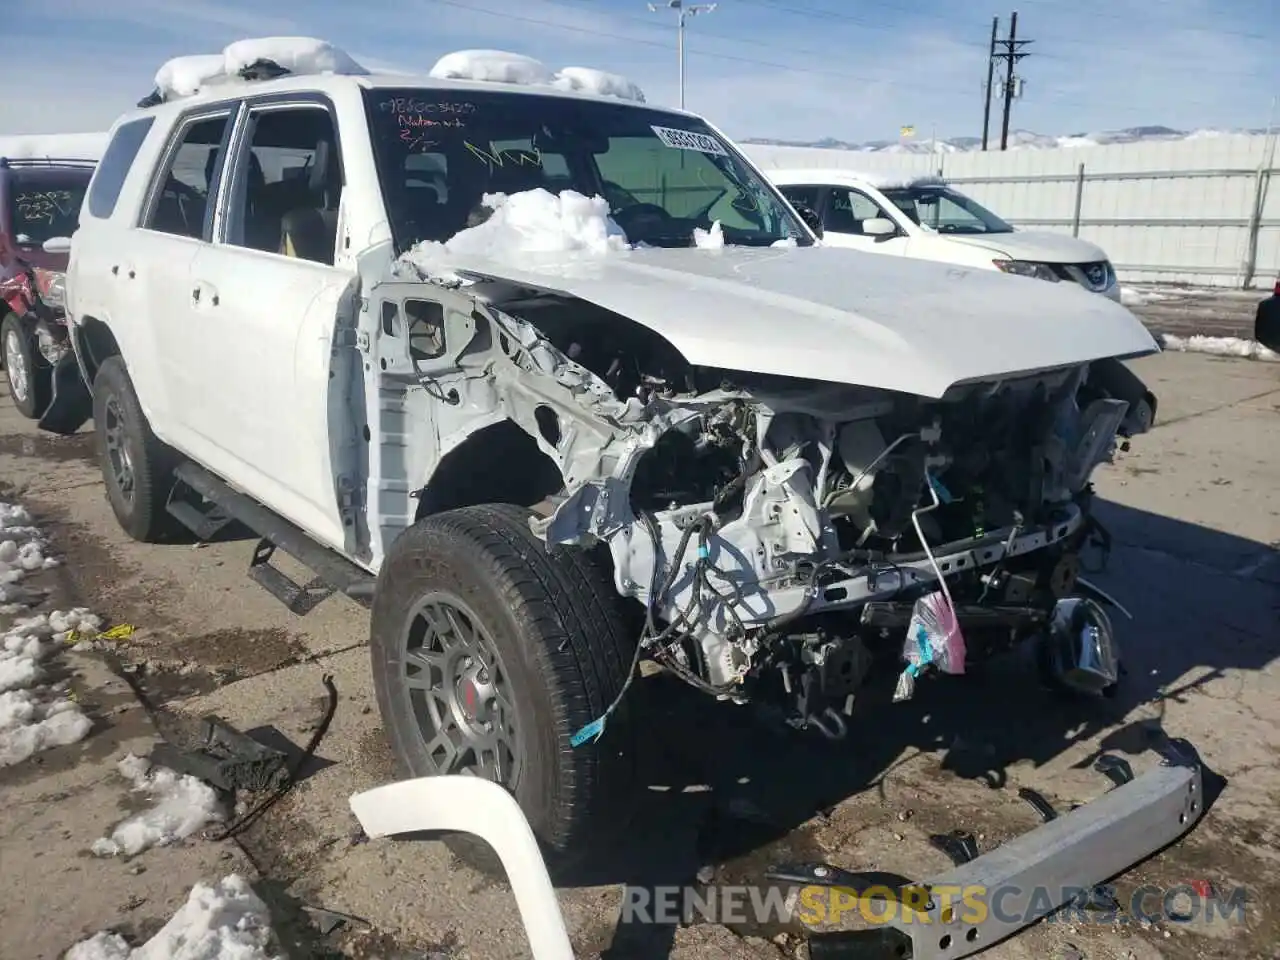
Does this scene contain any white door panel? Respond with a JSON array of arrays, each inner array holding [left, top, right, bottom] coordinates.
[[184, 244, 355, 551]]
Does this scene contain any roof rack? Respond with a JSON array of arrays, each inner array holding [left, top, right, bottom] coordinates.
[[137, 57, 293, 109], [0, 157, 98, 168]]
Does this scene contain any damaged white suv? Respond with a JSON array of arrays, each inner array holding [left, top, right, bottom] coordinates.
[[55, 43, 1160, 873]]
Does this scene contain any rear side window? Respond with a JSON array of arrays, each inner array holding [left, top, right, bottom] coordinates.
[[141, 113, 232, 240], [87, 117, 155, 220]]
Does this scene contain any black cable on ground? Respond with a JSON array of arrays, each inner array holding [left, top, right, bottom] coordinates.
[[207, 673, 339, 841]]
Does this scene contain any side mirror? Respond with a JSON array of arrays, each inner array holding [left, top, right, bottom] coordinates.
[[862, 217, 896, 238], [43, 236, 72, 254], [794, 204, 824, 239]]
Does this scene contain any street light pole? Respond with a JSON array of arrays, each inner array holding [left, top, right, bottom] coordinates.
[[648, 0, 717, 110]]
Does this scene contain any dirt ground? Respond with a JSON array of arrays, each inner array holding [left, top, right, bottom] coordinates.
[[0, 345, 1277, 960], [1125, 285, 1263, 340]]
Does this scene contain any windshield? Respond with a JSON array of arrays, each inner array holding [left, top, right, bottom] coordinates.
[[880, 184, 1013, 235], [363, 88, 811, 251], [7, 169, 92, 246]]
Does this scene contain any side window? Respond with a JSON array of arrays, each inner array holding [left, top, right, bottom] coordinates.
[[223, 105, 342, 266], [779, 185, 820, 211], [87, 117, 155, 220], [142, 113, 230, 239], [825, 189, 890, 235]]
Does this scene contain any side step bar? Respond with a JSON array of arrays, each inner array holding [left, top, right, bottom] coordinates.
[[167, 461, 376, 615]]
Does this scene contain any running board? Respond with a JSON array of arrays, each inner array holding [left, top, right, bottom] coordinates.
[[170, 461, 376, 615]]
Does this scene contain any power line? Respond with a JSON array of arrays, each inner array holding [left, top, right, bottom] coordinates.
[[423, 0, 974, 94]]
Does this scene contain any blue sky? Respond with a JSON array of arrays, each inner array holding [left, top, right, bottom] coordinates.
[[4, 0, 1276, 142]]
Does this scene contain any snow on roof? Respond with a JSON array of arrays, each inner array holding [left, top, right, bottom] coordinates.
[[0, 132, 106, 162], [152, 37, 368, 102], [429, 49, 553, 85], [769, 167, 946, 190], [550, 67, 645, 103], [427, 49, 646, 103]]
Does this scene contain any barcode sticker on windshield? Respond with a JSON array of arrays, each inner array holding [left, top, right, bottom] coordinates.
[[651, 125, 728, 156]]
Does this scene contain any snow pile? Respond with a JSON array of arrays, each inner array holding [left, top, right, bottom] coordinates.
[[408, 189, 632, 270], [0, 133, 107, 162], [154, 55, 227, 99], [550, 66, 645, 103], [223, 37, 367, 77], [429, 49, 552, 85], [91, 753, 225, 857], [428, 49, 646, 102], [693, 220, 724, 249], [154, 37, 368, 101], [1159, 333, 1279, 362], [64, 874, 279, 960], [0, 501, 99, 767]]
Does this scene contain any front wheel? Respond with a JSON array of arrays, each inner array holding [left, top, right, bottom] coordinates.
[[369, 503, 639, 877], [2, 314, 51, 419]]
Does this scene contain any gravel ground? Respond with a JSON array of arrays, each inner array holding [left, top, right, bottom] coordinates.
[[0, 344, 1277, 960]]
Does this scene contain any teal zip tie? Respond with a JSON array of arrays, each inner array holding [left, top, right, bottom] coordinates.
[[697, 543, 710, 559], [571, 716, 606, 747]]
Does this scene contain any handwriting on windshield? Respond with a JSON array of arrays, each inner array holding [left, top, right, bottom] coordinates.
[[398, 132, 439, 153], [380, 98, 476, 116], [464, 142, 543, 173], [15, 190, 75, 224]]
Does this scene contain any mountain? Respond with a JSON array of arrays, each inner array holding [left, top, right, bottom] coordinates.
[[741, 125, 1271, 153]]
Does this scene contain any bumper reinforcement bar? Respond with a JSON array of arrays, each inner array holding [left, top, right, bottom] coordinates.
[[792, 740, 1204, 959]]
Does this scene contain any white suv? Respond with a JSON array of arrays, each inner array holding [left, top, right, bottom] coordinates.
[[770, 169, 1122, 302], [56, 42, 1159, 877]]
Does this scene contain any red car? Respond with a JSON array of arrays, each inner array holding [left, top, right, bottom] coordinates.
[[0, 156, 95, 419]]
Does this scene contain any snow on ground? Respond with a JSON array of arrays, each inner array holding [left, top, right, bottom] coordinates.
[[64, 874, 279, 960], [91, 753, 225, 857], [406, 188, 631, 272], [1120, 285, 1173, 306], [0, 502, 100, 766], [0, 132, 106, 162], [1159, 333, 1279, 362]]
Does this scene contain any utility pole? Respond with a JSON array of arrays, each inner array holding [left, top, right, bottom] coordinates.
[[981, 16, 998, 151], [992, 11, 1033, 151], [647, 0, 717, 110]]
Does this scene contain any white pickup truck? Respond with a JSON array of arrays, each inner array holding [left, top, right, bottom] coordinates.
[[40, 42, 1197, 931]]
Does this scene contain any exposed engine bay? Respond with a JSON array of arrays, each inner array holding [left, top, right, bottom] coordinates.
[[395, 272, 1147, 738]]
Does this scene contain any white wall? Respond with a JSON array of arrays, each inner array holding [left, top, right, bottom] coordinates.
[[745, 134, 1280, 289]]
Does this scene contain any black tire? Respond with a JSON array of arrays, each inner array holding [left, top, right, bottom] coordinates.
[[2, 314, 51, 419], [91, 355, 184, 542], [370, 503, 639, 878]]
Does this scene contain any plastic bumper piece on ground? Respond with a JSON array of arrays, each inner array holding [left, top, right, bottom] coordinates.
[[884, 746, 1203, 959], [348, 775, 575, 960]]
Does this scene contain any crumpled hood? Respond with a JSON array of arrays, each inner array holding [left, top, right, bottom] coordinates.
[[942, 229, 1110, 265], [440, 245, 1156, 399]]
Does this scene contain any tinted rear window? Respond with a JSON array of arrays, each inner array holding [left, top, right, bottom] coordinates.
[[87, 117, 155, 220], [8, 169, 93, 246]]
